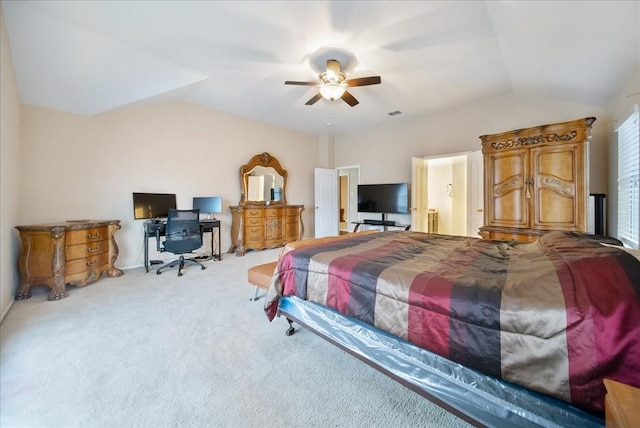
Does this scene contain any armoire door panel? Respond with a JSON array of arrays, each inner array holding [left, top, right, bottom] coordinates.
[[493, 187, 525, 224], [486, 150, 529, 228], [492, 153, 527, 183], [534, 149, 576, 181], [531, 144, 584, 230], [538, 191, 574, 224]]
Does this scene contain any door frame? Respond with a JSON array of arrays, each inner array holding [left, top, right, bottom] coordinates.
[[411, 151, 482, 237], [411, 157, 428, 232], [336, 165, 360, 234]]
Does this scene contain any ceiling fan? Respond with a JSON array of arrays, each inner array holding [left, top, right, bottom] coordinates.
[[285, 59, 381, 107]]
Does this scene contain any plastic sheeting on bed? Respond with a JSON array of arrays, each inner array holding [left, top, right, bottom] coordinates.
[[277, 295, 604, 428]]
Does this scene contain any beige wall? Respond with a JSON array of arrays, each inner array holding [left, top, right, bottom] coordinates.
[[334, 93, 610, 226], [1, 8, 22, 320], [18, 102, 318, 272]]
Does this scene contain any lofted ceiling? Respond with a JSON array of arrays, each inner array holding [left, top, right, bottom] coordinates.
[[2, 1, 639, 136]]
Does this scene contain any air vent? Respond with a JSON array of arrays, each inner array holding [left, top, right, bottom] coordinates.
[[388, 110, 402, 116]]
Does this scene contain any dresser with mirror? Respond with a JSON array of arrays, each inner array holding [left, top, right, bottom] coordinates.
[[229, 152, 304, 256]]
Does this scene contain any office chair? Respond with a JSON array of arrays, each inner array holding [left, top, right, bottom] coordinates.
[[156, 209, 206, 276]]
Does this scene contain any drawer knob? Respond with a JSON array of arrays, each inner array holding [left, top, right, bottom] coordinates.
[[86, 260, 99, 267], [87, 246, 100, 253], [87, 232, 101, 239]]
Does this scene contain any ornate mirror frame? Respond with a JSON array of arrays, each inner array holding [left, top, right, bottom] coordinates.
[[239, 152, 288, 205]]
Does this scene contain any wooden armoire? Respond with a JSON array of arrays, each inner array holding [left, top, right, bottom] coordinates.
[[479, 117, 595, 242]]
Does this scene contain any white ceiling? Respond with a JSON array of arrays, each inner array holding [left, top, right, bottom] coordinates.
[[3, 1, 639, 136]]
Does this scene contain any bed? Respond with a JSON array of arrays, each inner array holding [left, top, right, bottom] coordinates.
[[264, 230, 640, 427]]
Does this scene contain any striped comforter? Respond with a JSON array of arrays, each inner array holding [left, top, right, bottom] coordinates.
[[265, 231, 640, 413]]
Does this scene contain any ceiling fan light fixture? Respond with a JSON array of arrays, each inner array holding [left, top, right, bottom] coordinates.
[[319, 82, 346, 101], [285, 52, 380, 107]]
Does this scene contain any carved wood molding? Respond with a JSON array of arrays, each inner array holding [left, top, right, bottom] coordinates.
[[239, 152, 288, 205], [493, 175, 523, 196], [537, 174, 575, 196], [491, 131, 578, 151], [107, 222, 124, 277], [50, 227, 68, 300], [480, 117, 595, 154]]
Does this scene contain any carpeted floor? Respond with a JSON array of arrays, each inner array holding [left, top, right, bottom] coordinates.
[[0, 249, 470, 428]]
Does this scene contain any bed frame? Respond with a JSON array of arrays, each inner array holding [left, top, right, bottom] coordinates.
[[277, 295, 604, 428]]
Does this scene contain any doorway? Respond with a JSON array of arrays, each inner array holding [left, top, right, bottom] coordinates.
[[337, 166, 359, 234], [411, 151, 483, 237]]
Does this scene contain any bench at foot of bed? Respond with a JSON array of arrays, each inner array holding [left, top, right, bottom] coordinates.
[[247, 231, 379, 301], [247, 261, 277, 301]]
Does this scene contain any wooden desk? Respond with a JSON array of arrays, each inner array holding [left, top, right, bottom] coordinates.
[[144, 219, 221, 272], [15, 220, 123, 300]]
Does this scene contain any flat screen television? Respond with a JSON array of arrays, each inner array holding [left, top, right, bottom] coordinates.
[[357, 183, 410, 215], [132, 192, 177, 220], [192, 196, 222, 219]]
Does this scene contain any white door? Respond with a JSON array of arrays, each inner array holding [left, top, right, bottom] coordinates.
[[314, 168, 338, 238], [467, 150, 484, 237], [411, 157, 428, 232]]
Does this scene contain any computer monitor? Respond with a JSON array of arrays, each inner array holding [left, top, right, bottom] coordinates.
[[132, 192, 177, 220], [192, 196, 222, 220]]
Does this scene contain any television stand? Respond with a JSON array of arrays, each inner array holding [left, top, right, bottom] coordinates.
[[363, 219, 396, 226], [352, 221, 410, 233]]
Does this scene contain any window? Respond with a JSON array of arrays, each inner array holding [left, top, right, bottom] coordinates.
[[616, 108, 639, 249]]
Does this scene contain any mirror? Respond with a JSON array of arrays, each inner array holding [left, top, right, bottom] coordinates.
[[240, 153, 288, 205]]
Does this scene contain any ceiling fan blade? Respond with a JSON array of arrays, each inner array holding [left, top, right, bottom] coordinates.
[[285, 80, 318, 86], [305, 93, 323, 106], [345, 76, 381, 87], [341, 91, 359, 107]]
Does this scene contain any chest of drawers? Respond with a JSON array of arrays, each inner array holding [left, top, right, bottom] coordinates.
[[15, 220, 123, 300], [229, 205, 304, 256]]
